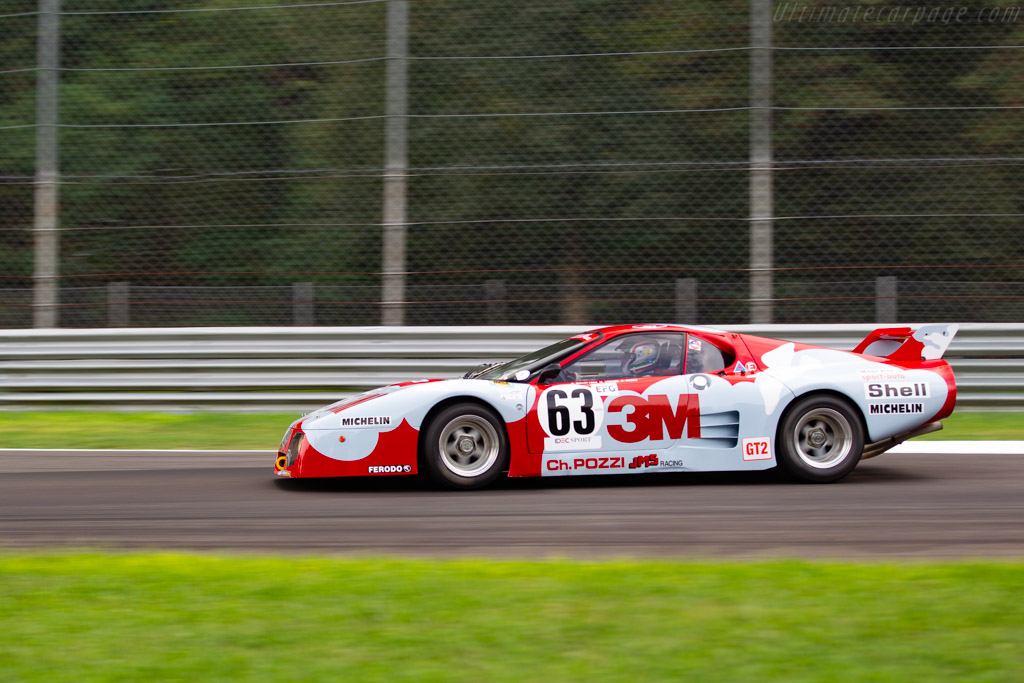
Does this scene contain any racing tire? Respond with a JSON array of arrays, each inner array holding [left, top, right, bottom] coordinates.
[[421, 403, 509, 490], [776, 395, 864, 483]]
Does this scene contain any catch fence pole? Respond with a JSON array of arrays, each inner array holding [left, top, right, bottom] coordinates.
[[33, 0, 61, 328], [381, 0, 409, 325], [749, 0, 774, 324]]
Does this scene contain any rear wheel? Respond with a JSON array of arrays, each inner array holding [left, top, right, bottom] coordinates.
[[421, 403, 509, 490], [776, 395, 864, 483]]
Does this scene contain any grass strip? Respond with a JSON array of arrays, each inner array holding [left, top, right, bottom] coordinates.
[[917, 412, 1024, 440], [0, 412, 297, 450], [0, 553, 1021, 681], [0, 410, 1021, 451]]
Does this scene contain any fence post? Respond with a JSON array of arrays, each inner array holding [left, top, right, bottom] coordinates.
[[107, 282, 129, 327], [293, 281, 314, 326], [675, 278, 698, 323], [749, 0, 774, 324], [381, 0, 409, 326], [876, 276, 898, 323], [33, 0, 61, 328], [485, 279, 506, 325]]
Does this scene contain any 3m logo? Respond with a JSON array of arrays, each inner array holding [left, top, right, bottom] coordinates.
[[606, 394, 700, 443]]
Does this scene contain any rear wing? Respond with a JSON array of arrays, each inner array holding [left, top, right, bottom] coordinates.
[[853, 324, 959, 361]]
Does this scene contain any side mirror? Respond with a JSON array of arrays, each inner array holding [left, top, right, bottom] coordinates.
[[535, 363, 562, 385]]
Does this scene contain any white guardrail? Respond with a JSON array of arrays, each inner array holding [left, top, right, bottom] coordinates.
[[0, 324, 1022, 412]]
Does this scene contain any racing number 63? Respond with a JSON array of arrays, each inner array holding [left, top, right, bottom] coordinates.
[[546, 388, 594, 436], [540, 386, 604, 438]]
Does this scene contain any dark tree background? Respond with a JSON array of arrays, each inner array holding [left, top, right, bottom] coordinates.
[[0, 0, 1021, 326]]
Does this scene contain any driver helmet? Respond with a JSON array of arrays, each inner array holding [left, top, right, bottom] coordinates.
[[626, 341, 660, 375]]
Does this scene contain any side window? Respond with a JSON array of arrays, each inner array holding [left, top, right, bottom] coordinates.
[[684, 335, 733, 374], [559, 333, 685, 382]]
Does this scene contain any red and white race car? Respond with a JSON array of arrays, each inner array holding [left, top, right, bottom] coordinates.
[[275, 323, 957, 488]]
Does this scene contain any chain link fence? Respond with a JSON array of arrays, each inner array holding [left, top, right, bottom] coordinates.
[[1, 0, 1022, 328]]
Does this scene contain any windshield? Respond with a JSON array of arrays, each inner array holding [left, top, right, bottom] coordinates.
[[475, 337, 591, 381]]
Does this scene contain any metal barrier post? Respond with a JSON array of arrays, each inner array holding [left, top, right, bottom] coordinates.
[[876, 276, 898, 323], [486, 279, 507, 325], [675, 278, 698, 323], [107, 282, 130, 327], [293, 282, 314, 326]]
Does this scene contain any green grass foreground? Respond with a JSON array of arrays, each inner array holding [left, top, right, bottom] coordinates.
[[0, 553, 1021, 681], [0, 410, 1020, 450]]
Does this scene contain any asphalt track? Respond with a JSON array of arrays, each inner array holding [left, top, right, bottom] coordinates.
[[1, 450, 1023, 558]]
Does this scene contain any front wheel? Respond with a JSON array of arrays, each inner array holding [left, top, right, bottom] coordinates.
[[776, 395, 864, 483], [421, 403, 509, 490]]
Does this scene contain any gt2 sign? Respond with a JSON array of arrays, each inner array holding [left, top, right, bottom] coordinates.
[[741, 437, 772, 462]]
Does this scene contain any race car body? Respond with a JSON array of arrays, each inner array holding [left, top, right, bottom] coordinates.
[[275, 323, 958, 488]]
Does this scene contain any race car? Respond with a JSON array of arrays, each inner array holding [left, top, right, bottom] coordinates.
[[275, 323, 958, 489]]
